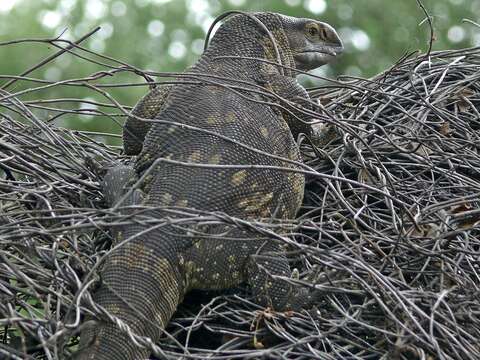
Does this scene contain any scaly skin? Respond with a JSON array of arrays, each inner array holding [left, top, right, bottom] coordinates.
[[77, 12, 343, 359], [123, 85, 172, 155]]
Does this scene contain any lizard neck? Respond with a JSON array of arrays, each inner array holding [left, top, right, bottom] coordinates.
[[195, 13, 296, 80]]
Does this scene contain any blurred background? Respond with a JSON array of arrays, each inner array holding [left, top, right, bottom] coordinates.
[[1, 0, 479, 142]]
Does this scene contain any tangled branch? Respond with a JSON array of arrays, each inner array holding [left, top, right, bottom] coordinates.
[[1, 32, 479, 359]]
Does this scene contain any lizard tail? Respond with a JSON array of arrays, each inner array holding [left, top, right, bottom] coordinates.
[[76, 242, 183, 359], [75, 165, 184, 359]]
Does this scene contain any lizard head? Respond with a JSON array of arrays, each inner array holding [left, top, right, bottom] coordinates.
[[203, 12, 343, 76], [281, 16, 344, 71]]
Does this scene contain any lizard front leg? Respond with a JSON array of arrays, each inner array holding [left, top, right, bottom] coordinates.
[[123, 84, 172, 155], [264, 74, 315, 140], [267, 74, 338, 151], [247, 240, 316, 311]]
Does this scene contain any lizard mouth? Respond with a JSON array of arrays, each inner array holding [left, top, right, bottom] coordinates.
[[294, 44, 344, 71]]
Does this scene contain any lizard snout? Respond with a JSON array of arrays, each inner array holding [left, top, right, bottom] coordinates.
[[319, 22, 344, 56]]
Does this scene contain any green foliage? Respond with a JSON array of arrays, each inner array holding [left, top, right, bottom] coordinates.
[[1, 0, 478, 139]]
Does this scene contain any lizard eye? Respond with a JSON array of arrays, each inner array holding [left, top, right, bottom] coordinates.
[[306, 23, 319, 38]]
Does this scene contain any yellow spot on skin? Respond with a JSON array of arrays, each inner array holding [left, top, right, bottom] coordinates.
[[212, 273, 220, 281], [286, 172, 305, 215], [238, 198, 251, 209], [238, 192, 274, 213], [231, 170, 247, 186], [262, 192, 274, 204], [206, 85, 220, 93], [228, 255, 236, 264], [209, 154, 221, 164], [188, 151, 202, 162], [289, 146, 300, 161], [260, 127, 269, 138], [260, 62, 277, 77], [176, 199, 188, 207], [226, 112, 236, 123], [105, 304, 121, 314], [184, 260, 195, 274], [207, 115, 218, 125], [161, 193, 173, 205]]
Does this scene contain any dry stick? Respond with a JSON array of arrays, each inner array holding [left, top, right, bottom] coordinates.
[[463, 18, 480, 28], [2, 36, 480, 359], [416, 0, 435, 59], [1, 26, 100, 90]]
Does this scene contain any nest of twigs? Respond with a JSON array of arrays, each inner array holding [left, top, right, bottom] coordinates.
[[1, 31, 480, 360]]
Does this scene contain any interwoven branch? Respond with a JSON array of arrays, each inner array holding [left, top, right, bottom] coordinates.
[[1, 34, 479, 359]]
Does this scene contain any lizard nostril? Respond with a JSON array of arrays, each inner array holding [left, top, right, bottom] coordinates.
[[327, 29, 340, 45], [324, 26, 344, 53], [320, 28, 328, 41]]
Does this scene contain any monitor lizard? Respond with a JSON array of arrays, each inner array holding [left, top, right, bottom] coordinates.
[[77, 11, 343, 359]]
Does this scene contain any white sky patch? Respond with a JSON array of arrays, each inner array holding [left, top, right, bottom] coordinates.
[[188, 0, 209, 13], [351, 29, 370, 51], [98, 22, 114, 39], [147, 20, 165, 37], [44, 67, 62, 82], [74, 22, 89, 38], [447, 25, 466, 43], [89, 38, 106, 53], [284, 0, 301, 7], [58, 0, 77, 15], [111, 1, 127, 17], [39, 10, 62, 29], [191, 38, 205, 55], [85, 0, 107, 20], [79, 98, 98, 122], [55, 55, 72, 69], [168, 41, 187, 59], [201, 15, 216, 34], [186, 11, 211, 33], [473, 33, 480, 46], [0, 0, 19, 12], [304, 0, 326, 15], [171, 29, 189, 42], [185, 0, 215, 33]]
